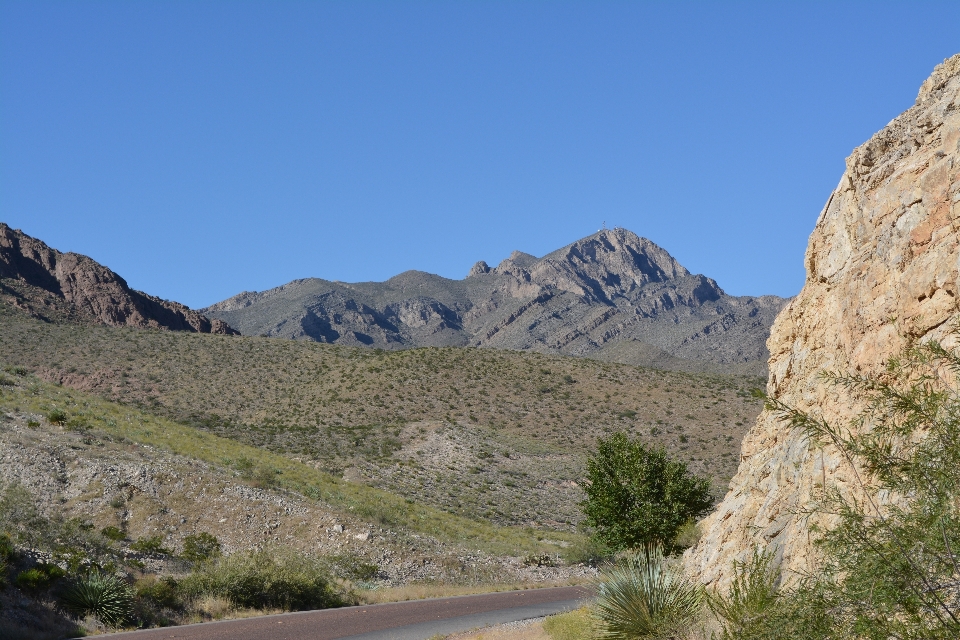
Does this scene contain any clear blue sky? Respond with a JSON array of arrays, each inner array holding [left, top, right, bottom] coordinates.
[[2, 2, 958, 308]]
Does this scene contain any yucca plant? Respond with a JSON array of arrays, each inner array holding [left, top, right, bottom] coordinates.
[[60, 570, 133, 626], [594, 545, 704, 640]]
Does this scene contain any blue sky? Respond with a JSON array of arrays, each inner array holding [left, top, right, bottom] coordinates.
[[2, 2, 958, 308]]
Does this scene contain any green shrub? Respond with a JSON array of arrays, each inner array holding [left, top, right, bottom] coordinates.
[[327, 553, 378, 582], [523, 553, 557, 567], [180, 547, 349, 611], [100, 526, 125, 542], [135, 575, 182, 611], [544, 607, 594, 640], [130, 535, 171, 555], [580, 432, 712, 553], [15, 562, 65, 592], [60, 570, 133, 626], [0, 533, 14, 561], [561, 536, 611, 566], [46, 409, 67, 425], [0, 374, 14, 386], [593, 546, 703, 640], [181, 532, 221, 563]]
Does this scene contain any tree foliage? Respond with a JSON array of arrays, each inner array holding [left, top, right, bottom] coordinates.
[[580, 432, 712, 552]]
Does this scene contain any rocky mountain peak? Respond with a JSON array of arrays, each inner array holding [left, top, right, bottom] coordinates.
[[547, 228, 691, 284], [466, 260, 491, 277]]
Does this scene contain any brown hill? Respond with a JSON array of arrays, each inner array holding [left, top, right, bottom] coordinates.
[[0, 223, 237, 335], [203, 228, 787, 375]]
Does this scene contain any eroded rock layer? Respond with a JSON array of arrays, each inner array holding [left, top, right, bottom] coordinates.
[[685, 54, 960, 586]]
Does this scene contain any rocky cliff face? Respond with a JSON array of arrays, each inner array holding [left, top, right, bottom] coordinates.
[[0, 224, 238, 335], [204, 228, 787, 374], [685, 54, 960, 586]]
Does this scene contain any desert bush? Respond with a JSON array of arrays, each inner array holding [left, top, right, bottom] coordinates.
[[15, 562, 65, 592], [46, 408, 67, 425], [707, 549, 783, 640], [135, 575, 183, 611], [0, 374, 15, 386], [180, 547, 350, 611], [327, 552, 379, 582], [562, 535, 612, 566], [181, 532, 221, 563], [0, 481, 49, 547], [544, 606, 594, 640], [593, 546, 703, 640], [130, 535, 171, 555], [100, 526, 125, 542], [60, 570, 133, 626], [581, 432, 712, 553]]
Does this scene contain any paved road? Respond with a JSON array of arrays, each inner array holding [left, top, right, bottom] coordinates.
[[102, 586, 590, 640]]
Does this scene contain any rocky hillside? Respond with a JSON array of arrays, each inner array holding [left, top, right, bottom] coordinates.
[[685, 54, 960, 587], [0, 223, 237, 335], [203, 229, 787, 375]]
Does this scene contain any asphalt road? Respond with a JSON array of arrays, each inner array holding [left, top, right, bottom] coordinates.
[[101, 585, 591, 640]]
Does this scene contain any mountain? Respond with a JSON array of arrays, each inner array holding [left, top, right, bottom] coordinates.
[[685, 54, 960, 587], [203, 228, 787, 374], [0, 223, 237, 335]]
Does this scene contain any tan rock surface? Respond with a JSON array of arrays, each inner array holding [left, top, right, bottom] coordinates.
[[685, 54, 960, 586]]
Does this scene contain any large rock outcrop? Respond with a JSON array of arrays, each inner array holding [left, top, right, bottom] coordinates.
[[685, 54, 960, 586], [204, 228, 787, 374], [0, 223, 238, 335]]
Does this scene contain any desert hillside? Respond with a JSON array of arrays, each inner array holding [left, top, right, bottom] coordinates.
[[0, 304, 762, 531]]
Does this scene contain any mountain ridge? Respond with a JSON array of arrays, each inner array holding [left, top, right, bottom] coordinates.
[[203, 228, 787, 374]]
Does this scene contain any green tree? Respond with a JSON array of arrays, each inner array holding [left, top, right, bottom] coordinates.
[[580, 432, 712, 552]]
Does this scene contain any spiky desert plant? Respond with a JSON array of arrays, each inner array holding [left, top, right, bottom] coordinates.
[[594, 545, 704, 640], [60, 570, 133, 626]]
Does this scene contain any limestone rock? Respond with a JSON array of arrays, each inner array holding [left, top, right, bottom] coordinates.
[[0, 223, 238, 335], [685, 54, 960, 587]]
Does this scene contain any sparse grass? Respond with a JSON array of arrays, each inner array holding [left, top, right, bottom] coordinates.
[[543, 606, 595, 640]]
